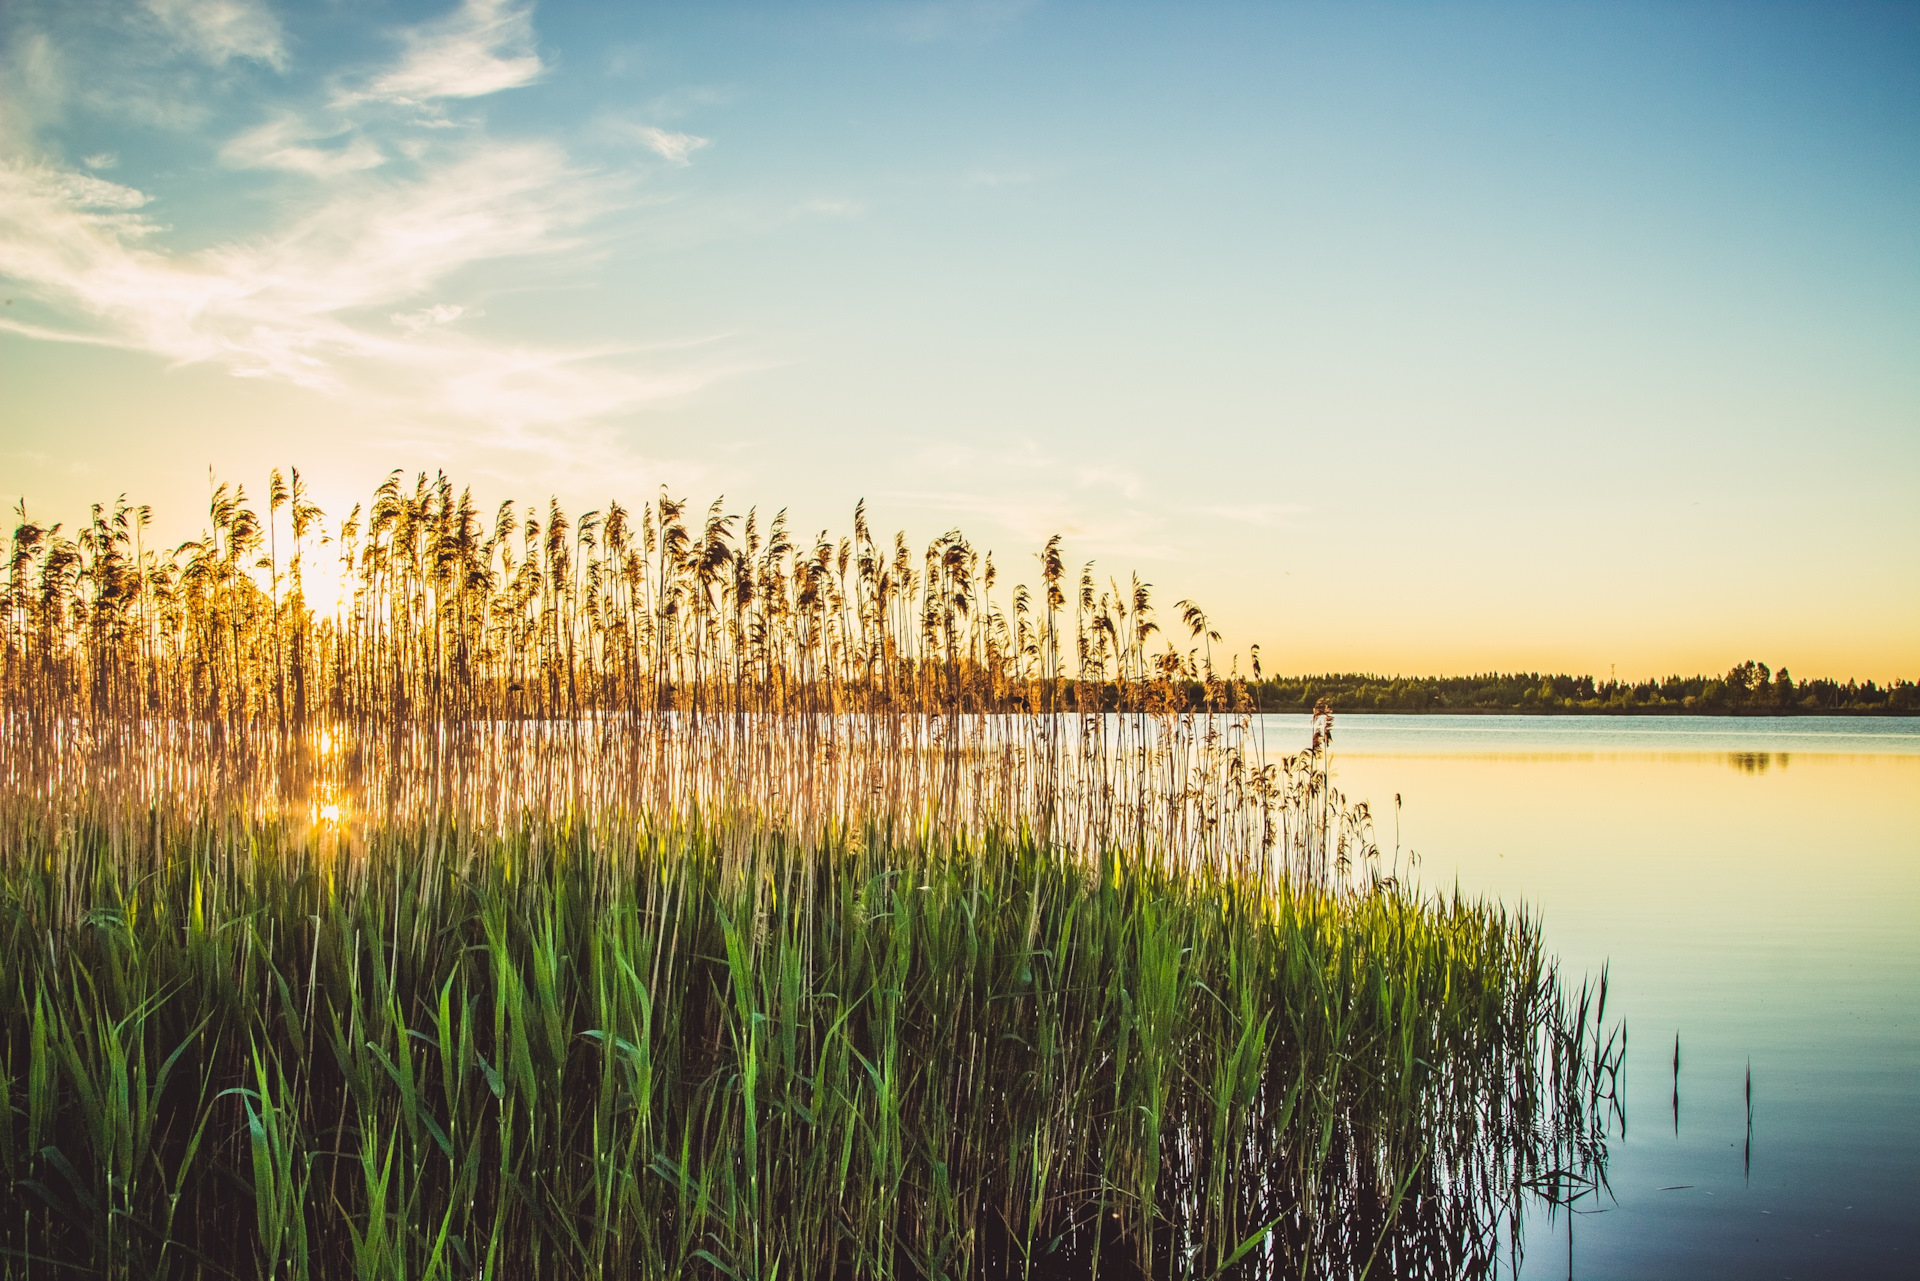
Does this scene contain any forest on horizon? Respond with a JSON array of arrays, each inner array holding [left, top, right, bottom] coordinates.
[[1242, 662, 1917, 715]]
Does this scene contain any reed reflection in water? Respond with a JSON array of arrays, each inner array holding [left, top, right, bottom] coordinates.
[[10, 710, 1359, 888]]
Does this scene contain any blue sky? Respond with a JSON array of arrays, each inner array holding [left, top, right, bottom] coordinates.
[[1, 0, 1915, 676]]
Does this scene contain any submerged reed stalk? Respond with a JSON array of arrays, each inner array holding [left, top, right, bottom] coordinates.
[[0, 473, 1619, 1278]]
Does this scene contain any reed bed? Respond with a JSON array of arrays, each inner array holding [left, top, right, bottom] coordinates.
[[0, 474, 1620, 1279]]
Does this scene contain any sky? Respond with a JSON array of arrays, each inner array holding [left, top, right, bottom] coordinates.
[[1, 0, 1915, 680]]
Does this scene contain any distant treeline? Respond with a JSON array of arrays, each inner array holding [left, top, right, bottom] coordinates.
[[1242, 662, 1918, 715]]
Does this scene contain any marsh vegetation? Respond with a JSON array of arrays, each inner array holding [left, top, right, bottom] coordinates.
[[0, 473, 1619, 1278]]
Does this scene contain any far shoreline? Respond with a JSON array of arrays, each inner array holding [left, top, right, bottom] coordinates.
[[1277, 706, 1920, 718]]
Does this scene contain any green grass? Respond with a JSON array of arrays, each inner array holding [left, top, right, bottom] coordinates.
[[0, 791, 1616, 1280]]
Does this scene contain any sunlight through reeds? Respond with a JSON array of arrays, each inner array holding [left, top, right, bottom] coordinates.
[[0, 473, 1621, 1278]]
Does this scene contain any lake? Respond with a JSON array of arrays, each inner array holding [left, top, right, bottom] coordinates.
[[1263, 714, 1917, 1279]]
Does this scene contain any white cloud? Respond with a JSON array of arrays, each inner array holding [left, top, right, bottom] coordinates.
[[46, 169, 154, 213], [391, 302, 469, 334], [354, 0, 545, 106], [0, 31, 64, 142], [221, 114, 386, 177], [0, 0, 736, 467], [0, 146, 712, 433], [141, 0, 288, 70], [617, 124, 710, 166], [1074, 466, 1143, 501], [82, 152, 119, 170]]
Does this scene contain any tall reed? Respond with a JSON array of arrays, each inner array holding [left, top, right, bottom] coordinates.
[[0, 474, 1620, 1278]]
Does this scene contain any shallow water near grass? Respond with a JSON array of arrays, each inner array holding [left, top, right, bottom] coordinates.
[[1272, 714, 1919, 1280]]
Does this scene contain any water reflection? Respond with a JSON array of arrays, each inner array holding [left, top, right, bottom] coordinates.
[[1255, 713, 1920, 758], [1325, 731, 1920, 1280], [2, 710, 1406, 894]]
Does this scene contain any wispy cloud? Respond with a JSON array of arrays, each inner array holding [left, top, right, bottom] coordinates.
[[0, 0, 738, 460], [882, 488, 1179, 562], [1073, 466, 1143, 501], [0, 30, 64, 141], [0, 142, 718, 436], [352, 0, 545, 106], [140, 0, 287, 71], [879, 443, 1171, 556], [391, 302, 471, 335], [879, 442, 1305, 563], [617, 124, 710, 166], [221, 113, 386, 177]]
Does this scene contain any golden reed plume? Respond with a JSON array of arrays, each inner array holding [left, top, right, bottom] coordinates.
[[2, 470, 1373, 886]]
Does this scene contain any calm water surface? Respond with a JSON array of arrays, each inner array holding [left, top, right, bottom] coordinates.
[[1262, 715, 1918, 1280]]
